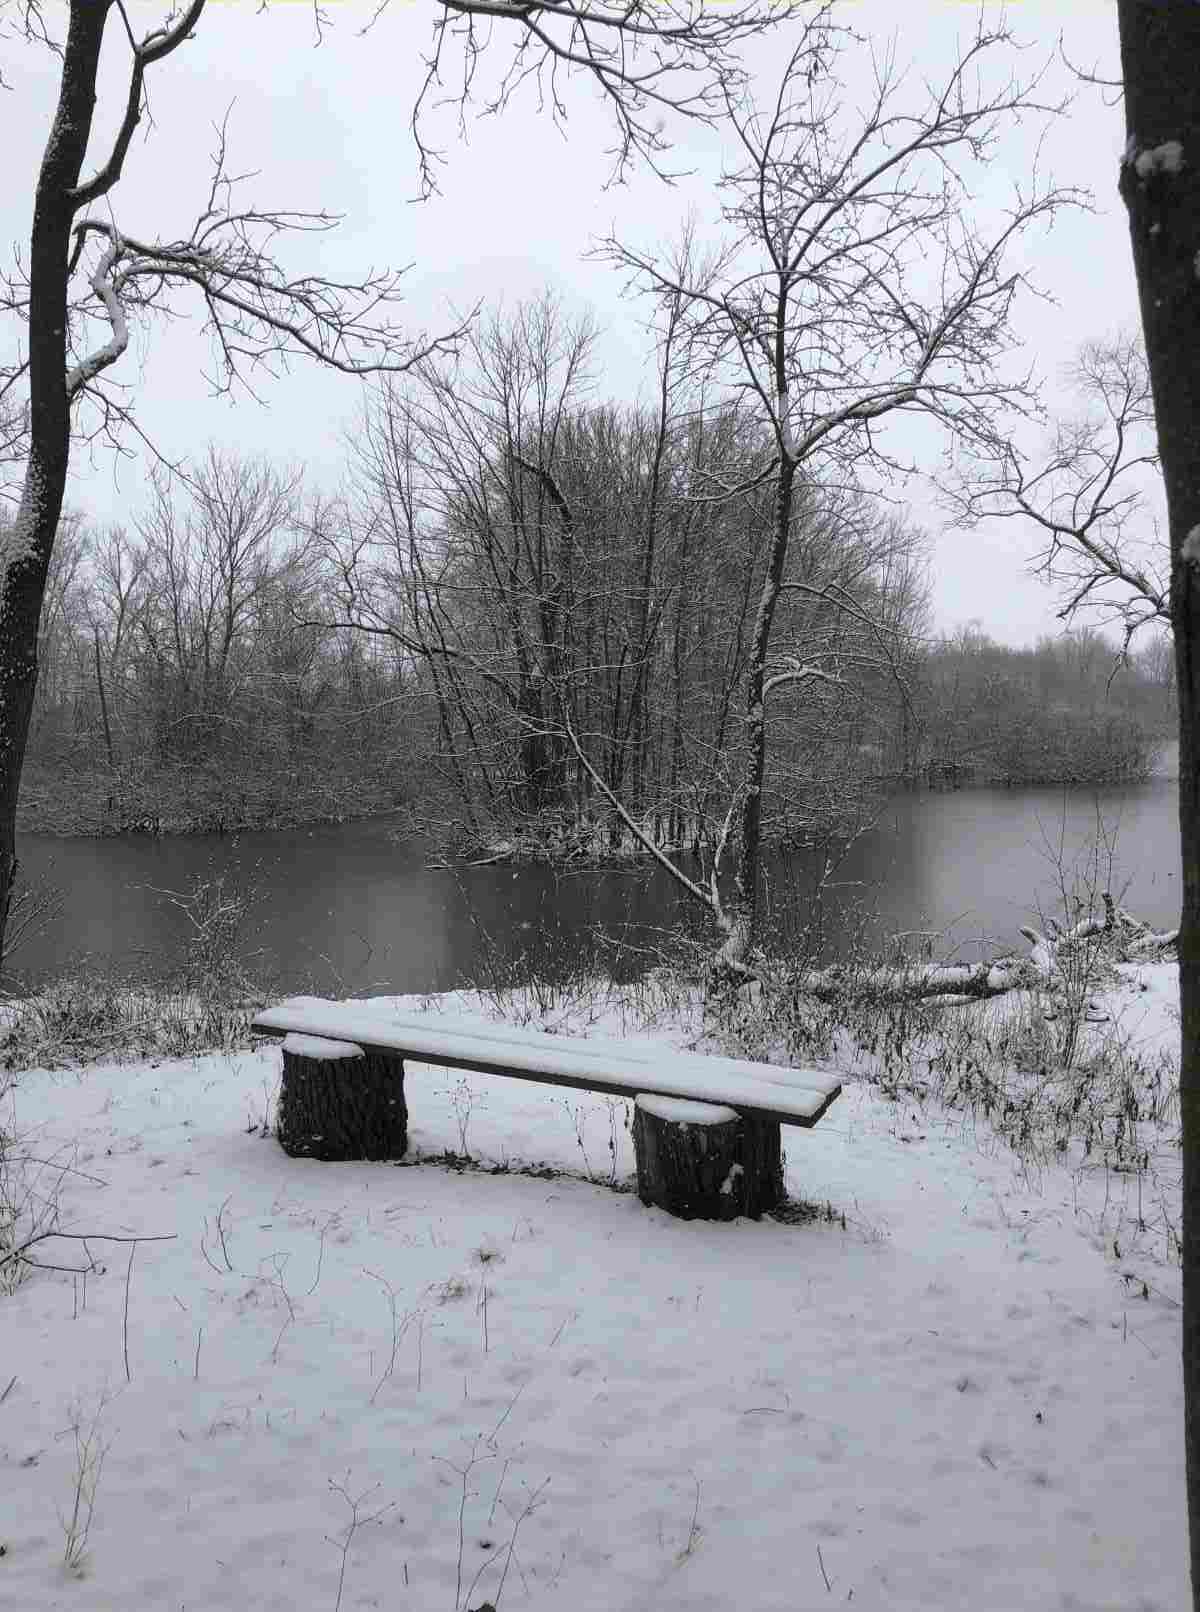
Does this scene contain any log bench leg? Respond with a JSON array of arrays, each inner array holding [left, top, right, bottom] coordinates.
[[632, 1095, 783, 1221], [277, 1034, 408, 1161]]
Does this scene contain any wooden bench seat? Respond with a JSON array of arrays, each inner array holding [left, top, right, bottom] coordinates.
[[253, 995, 841, 1125], [251, 995, 842, 1220]]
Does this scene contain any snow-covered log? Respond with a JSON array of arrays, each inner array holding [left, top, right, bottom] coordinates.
[[1124, 927, 1180, 957], [790, 897, 1176, 1007], [794, 957, 1039, 1004], [277, 1034, 407, 1162], [632, 1095, 783, 1221]]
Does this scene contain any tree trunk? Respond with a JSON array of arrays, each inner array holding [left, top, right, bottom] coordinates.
[[1115, 6, 1200, 1602], [277, 1034, 408, 1161], [0, 2, 114, 976], [94, 626, 115, 771], [632, 1094, 783, 1220], [727, 455, 798, 969]]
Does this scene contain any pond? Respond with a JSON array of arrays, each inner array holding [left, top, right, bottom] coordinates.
[[10, 770, 1181, 995]]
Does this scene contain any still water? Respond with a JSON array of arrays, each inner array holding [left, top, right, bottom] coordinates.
[[11, 776, 1181, 995]]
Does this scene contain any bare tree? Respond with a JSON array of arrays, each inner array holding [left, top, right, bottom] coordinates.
[[599, 12, 1079, 974], [0, 0, 796, 972], [325, 295, 891, 857], [1114, 5, 1200, 1602], [88, 525, 151, 710], [950, 332, 1169, 652], [133, 449, 304, 752]]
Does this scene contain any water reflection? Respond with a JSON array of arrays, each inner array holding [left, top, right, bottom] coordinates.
[[12, 779, 1181, 993]]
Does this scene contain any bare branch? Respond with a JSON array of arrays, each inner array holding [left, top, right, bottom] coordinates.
[[405, 0, 803, 194], [946, 333, 1168, 645], [71, 1, 207, 210]]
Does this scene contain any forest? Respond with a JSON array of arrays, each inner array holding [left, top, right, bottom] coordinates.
[[13, 300, 1174, 851]]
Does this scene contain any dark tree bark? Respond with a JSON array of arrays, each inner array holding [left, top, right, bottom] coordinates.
[[1115, 5, 1200, 1602], [632, 1095, 783, 1220], [0, 1, 120, 975], [277, 1036, 408, 1161]]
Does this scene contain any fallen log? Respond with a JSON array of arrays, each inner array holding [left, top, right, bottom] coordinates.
[[794, 957, 1038, 1004], [790, 895, 1175, 1007]]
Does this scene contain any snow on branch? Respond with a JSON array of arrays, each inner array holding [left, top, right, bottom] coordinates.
[[761, 658, 842, 699], [65, 237, 129, 398], [70, 0, 207, 211], [64, 135, 475, 408]]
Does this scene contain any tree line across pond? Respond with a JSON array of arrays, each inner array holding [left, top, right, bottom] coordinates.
[[17, 304, 1174, 847]]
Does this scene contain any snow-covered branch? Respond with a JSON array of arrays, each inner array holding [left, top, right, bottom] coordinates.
[[70, 0, 207, 210], [761, 660, 842, 699], [64, 238, 128, 397], [69, 197, 472, 403]]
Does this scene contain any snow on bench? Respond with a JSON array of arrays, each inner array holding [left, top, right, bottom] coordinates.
[[251, 995, 842, 1128]]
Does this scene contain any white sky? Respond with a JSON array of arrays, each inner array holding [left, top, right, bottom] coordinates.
[[4, 0, 1143, 647]]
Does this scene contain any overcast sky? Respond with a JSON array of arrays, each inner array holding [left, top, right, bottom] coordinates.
[[5, 0, 1146, 647]]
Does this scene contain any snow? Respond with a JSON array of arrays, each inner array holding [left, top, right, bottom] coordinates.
[[1132, 140, 1185, 178], [1, 975, 1186, 1611], [254, 998, 843, 1124], [633, 1095, 738, 1127], [64, 239, 130, 399], [280, 1033, 363, 1060], [1183, 525, 1200, 568]]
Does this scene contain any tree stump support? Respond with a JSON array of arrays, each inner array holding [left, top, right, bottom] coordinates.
[[277, 1033, 408, 1161], [632, 1094, 784, 1221]]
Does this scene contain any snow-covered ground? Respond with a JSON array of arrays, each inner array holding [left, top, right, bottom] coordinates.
[[1, 969, 1186, 1611]]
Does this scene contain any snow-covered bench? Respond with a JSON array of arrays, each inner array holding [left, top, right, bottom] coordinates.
[[251, 996, 842, 1221]]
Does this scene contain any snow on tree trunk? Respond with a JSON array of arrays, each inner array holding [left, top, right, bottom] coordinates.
[[729, 456, 799, 957], [277, 1034, 408, 1162], [632, 1094, 783, 1220]]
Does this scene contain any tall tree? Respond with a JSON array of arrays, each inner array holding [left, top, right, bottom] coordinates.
[[1115, 4, 1200, 1601], [0, 0, 793, 973], [602, 12, 1078, 973]]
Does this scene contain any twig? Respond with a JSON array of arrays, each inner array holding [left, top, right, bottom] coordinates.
[[8, 1156, 108, 1186], [266, 1252, 297, 1364], [326, 1476, 397, 1612], [364, 1269, 415, 1406], [0, 1228, 175, 1277], [215, 1195, 235, 1273], [0, 1373, 16, 1405], [817, 1542, 832, 1593], [123, 1242, 136, 1383], [492, 1477, 550, 1606], [487, 1382, 526, 1449], [1120, 1269, 1181, 1307], [488, 1457, 512, 1526], [677, 1474, 702, 1561], [547, 1310, 575, 1347], [304, 1219, 329, 1296], [59, 1392, 113, 1575]]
